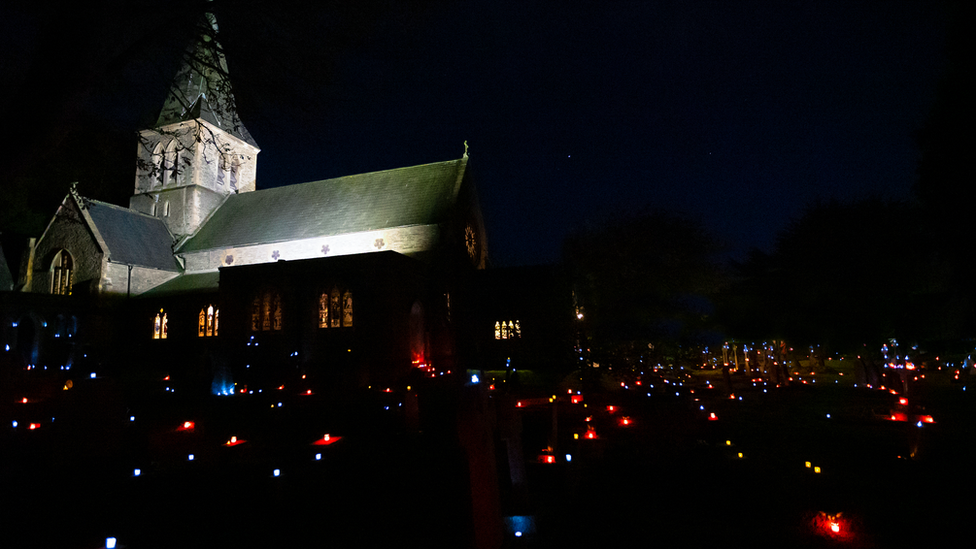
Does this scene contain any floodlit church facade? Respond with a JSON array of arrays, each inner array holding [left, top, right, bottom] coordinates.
[[4, 14, 492, 392]]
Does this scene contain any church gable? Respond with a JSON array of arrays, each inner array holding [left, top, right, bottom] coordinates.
[[27, 194, 104, 295]]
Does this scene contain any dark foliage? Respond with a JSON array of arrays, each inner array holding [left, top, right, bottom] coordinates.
[[564, 208, 725, 366]]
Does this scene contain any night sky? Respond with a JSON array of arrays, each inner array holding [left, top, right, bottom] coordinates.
[[1, 1, 948, 266]]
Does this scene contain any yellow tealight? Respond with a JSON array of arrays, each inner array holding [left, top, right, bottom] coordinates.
[[814, 466, 821, 474], [805, 461, 811, 468]]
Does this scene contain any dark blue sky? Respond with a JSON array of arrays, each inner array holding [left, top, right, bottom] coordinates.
[[240, 1, 947, 266], [2, 1, 949, 267]]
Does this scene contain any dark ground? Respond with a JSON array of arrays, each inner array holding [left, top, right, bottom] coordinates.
[[2, 363, 974, 548]]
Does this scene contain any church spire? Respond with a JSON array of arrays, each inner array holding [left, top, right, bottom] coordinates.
[[132, 9, 260, 239], [154, 11, 257, 147]]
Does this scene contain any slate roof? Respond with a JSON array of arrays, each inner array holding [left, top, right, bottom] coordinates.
[[179, 158, 467, 253], [154, 14, 257, 148], [140, 271, 220, 297], [85, 199, 182, 271]]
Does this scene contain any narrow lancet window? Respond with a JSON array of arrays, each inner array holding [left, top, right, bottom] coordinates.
[[206, 305, 214, 337], [495, 320, 521, 340], [251, 291, 282, 332], [342, 291, 353, 327], [318, 293, 329, 328], [52, 250, 73, 295], [154, 309, 168, 339], [330, 287, 340, 328], [319, 286, 353, 328]]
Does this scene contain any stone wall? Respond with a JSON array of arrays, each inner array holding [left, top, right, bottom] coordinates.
[[181, 224, 442, 273], [28, 198, 103, 295], [131, 119, 259, 238], [101, 262, 180, 296]]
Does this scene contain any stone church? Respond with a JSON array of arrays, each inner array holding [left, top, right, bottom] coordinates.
[[4, 14, 490, 392]]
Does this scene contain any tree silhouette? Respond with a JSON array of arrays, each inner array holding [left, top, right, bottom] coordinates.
[[564, 208, 724, 367]]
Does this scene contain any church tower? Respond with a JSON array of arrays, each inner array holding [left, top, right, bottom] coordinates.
[[130, 12, 260, 240]]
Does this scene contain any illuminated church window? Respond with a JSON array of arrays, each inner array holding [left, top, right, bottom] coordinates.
[[251, 295, 260, 331], [153, 309, 168, 339], [318, 286, 353, 328], [318, 292, 329, 328], [330, 287, 340, 328], [494, 320, 521, 340], [343, 290, 353, 327], [199, 305, 218, 337], [251, 290, 282, 331], [52, 250, 73, 295]]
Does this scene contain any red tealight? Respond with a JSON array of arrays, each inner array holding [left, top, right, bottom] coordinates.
[[312, 434, 342, 446]]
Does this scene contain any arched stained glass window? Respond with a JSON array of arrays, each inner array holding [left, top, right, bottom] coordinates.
[[330, 287, 340, 328], [251, 296, 261, 331], [494, 320, 521, 340], [198, 309, 206, 337], [154, 309, 168, 339], [272, 294, 282, 331], [262, 292, 272, 331], [342, 291, 353, 327], [318, 292, 329, 328], [52, 250, 73, 296], [206, 305, 214, 337], [251, 291, 282, 332], [319, 285, 353, 329]]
